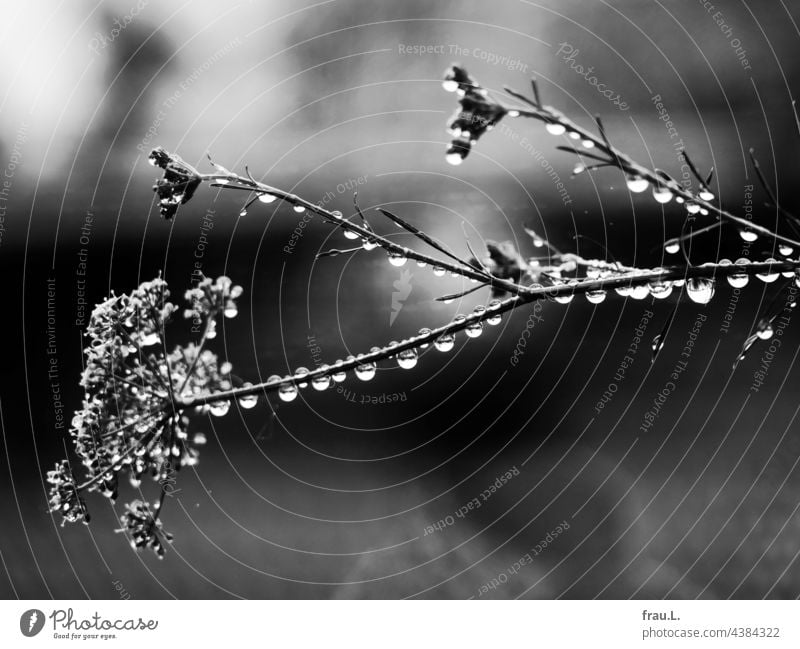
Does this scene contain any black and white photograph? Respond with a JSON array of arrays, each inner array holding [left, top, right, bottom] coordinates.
[[1, 0, 800, 643]]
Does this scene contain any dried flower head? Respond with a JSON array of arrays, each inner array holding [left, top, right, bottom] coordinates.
[[184, 275, 243, 338], [443, 65, 507, 164], [47, 274, 241, 556], [46, 460, 89, 525], [118, 500, 174, 558], [149, 147, 202, 219], [472, 241, 530, 296]]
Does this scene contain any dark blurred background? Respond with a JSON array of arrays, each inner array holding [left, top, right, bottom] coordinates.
[[1, 0, 800, 599]]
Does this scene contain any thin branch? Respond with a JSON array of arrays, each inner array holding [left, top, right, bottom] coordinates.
[[573, 162, 616, 176], [530, 77, 542, 108], [523, 226, 563, 256], [651, 305, 678, 365], [497, 96, 800, 248], [177, 258, 800, 409], [463, 234, 490, 274], [316, 247, 362, 259], [572, 234, 621, 270], [793, 99, 800, 138], [503, 85, 540, 112], [435, 283, 490, 301], [556, 146, 615, 165], [377, 207, 489, 277], [353, 191, 372, 231], [749, 148, 800, 228], [188, 164, 530, 297], [594, 114, 614, 153], [678, 149, 712, 192], [660, 220, 723, 255]]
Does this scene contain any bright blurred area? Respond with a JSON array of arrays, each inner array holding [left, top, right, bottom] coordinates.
[[1, 0, 798, 244]]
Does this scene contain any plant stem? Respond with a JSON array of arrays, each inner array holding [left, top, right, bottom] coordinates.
[[198, 172, 527, 296], [503, 99, 800, 248], [178, 258, 799, 409]]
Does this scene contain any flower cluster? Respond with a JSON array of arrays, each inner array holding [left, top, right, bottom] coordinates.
[[71, 277, 176, 493], [169, 344, 233, 416], [184, 275, 243, 340], [48, 274, 241, 556], [46, 460, 89, 525], [442, 65, 507, 165], [473, 241, 531, 296], [118, 500, 173, 558], [149, 147, 202, 219]]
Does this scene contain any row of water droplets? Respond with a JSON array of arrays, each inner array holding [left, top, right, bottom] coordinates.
[[665, 234, 794, 256], [520, 115, 722, 219], [439, 81, 777, 254], [616, 172, 715, 217], [445, 103, 720, 222], [541, 255, 796, 308], [205, 257, 795, 412], [244, 192, 418, 265], [208, 303, 507, 408], [235, 190, 308, 218], [614, 168, 795, 251]]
